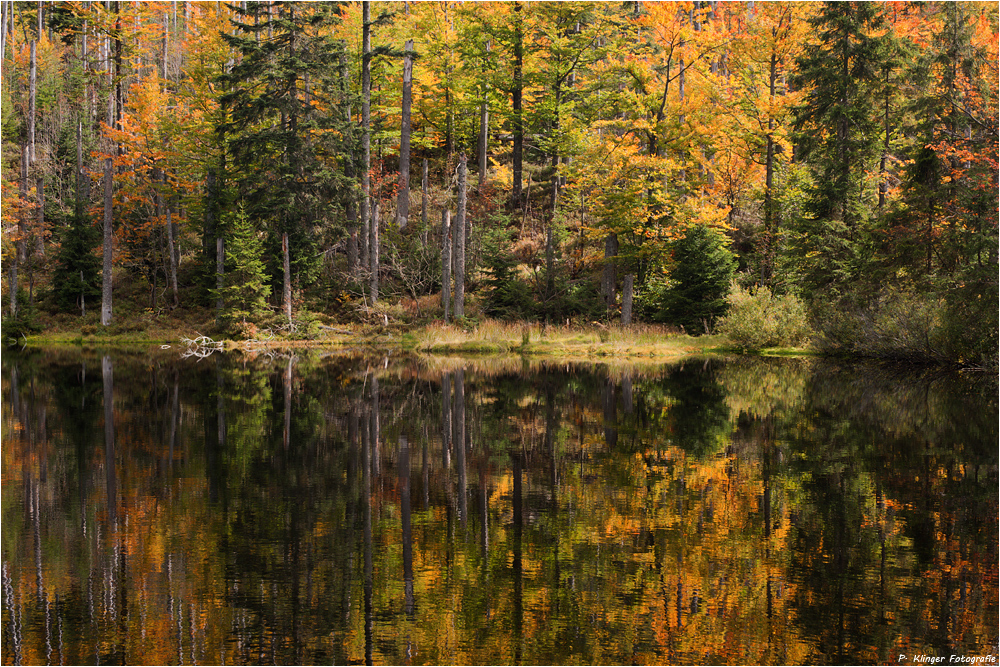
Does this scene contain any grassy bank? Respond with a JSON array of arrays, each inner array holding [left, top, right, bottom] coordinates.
[[9, 314, 814, 361]]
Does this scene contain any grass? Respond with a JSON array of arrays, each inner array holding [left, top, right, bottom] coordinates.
[[11, 308, 812, 362], [406, 319, 734, 360]]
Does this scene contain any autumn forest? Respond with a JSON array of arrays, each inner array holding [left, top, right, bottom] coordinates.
[[1, 1, 998, 365]]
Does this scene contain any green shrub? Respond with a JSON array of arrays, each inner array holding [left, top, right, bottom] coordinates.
[[1, 289, 42, 337], [813, 287, 953, 362], [717, 283, 812, 350]]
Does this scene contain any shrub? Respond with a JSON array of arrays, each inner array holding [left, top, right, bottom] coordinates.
[[1, 289, 42, 338], [717, 283, 812, 350], [812, 287, 956, 363]]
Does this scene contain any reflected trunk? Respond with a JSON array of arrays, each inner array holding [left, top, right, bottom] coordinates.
[[400, 436, 414, 618], [454, 369, 466, 530]]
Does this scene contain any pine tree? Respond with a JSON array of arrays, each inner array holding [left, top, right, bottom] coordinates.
[[52, 210, 101, 315], [218, 1, 351, 292], [789, 1, 894, 297], [660, 225, 736, 334], [213, 203, 271, 329]]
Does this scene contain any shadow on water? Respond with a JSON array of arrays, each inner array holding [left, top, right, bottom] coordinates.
[[1, 348, 996, 665]]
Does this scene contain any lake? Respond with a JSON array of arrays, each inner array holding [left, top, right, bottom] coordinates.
[[2, 347, 997, 665]]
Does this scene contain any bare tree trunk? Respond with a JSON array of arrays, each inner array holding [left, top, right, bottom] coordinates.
[[76, 116, 85, 209], [441, 209, 451, 319], [101, 157, 113, 326], [621, 274, 634, 325], [369, 202, 379, 305], [396, 39, 414, 230], [342, 53, 358, 273], [165, 182, 178, 308], [0, 2, 7, 69], [478, 41, 490, 192], [361, 1, 371, 272], [420, 158, 428, 249], [762, 50, 777, 285], [216, 236, 224, 317], [282, 231, 292, 325], [29, 38, 36, 164], [453, 156, 467, 318], [35, 176, 44, 259], [512, 2, 523, 207], [602, 234, 617, 316]]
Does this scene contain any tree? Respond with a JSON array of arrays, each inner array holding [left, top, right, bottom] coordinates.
[[213, 203, 271, 331], [51, 209, 101, 315], [788, 1, 893, 298], [395, 38, 414, 231], [659, 224, 736, 333], [218, 1, 350, 306]]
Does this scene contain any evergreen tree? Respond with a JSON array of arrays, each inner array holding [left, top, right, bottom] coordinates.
[[218, 2, 352, 293], [51, 210, 101, 315], [213, 203, 271, 329], [660, 225, 736, 334], [788, 1, 894, 298]]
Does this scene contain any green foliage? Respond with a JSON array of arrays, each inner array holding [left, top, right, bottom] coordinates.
[[2, 289, 42, 337], [213, 203, 271, 334], [717, 283, 812, 350], [51, 210, 102, 314], [656, 225, 737, 334], [811, 287, 952, 363], [218, 2, 352, 292], [480, 226, 534, 320]]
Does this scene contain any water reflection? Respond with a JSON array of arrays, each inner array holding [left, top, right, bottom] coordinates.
[[2, 349, 996, 665]]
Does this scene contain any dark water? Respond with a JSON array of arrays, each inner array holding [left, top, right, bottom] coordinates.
[[2, 348, 997, 666]]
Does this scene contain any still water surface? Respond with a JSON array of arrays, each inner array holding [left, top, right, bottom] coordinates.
[[2, 348, 997, 665]]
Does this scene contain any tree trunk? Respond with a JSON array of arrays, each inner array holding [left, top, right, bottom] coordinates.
[[35, 176, 44, 259], [621, 274, 634, 325], [361, 1, 371, 272], [478, 41, 490, 192], [512, 2, 524, 207], [421, 158, 429, 249], [76, 116, 85, 210], [163, 172, 178, 308], [0, 2, 7, 69], [763, 50, 777, 285], [396, 39, 414, 230], [453, 155, 467, 318], [216, 236, 224, 319], [282, 231, 292, 325], [369, 202, 379, 305], [342, 53, 358, 273], [101, 157, 113, 326], [29, 38, 36, 164], [441, 209, 451, 320], [602, 234, 618, 315]]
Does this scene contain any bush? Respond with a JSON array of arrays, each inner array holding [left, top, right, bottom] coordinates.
[[717, 283, 812, 350], [812, 287, 954, 363], [1, 289, 42, 338]]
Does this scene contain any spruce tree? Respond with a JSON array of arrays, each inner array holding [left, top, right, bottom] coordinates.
[[789, 1, 894, 298], [660, 225, 736, 334], [213, 204, 271, 329], [52, 210, 101, 315], [218, 2, 352, 292]]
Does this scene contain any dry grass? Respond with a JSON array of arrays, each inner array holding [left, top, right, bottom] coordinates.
[[407, 319, 725, 360]]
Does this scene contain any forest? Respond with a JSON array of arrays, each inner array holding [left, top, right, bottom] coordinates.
[[1, 1, 997, 366]]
